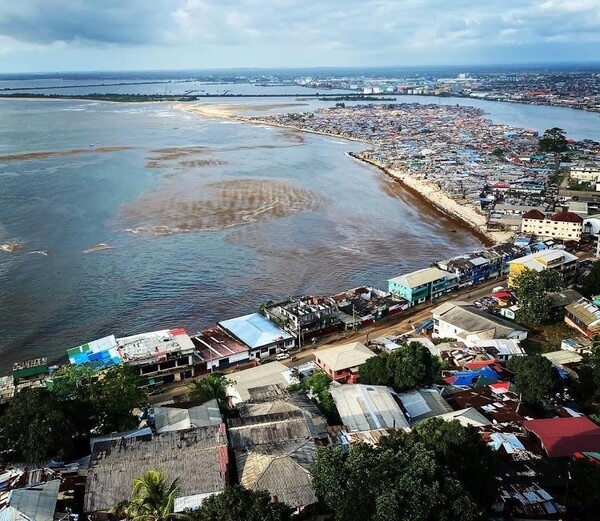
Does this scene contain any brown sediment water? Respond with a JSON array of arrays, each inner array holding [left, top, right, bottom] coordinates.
[[114, 178, 325, 233], [0, 146, 133, 162]]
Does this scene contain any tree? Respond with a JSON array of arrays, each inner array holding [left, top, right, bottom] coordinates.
[[312, 422, 489, 521], [359, 352, 394, 386], [126, 469, 187, 521], [513, 268, 563, 325], [188, 374, 231, 405], [491, 147, 504, 157], [392, 342, 442, 391], [87, 365, 148, 434], [508, 355, 558, 406], [0, 388, 75, 463], [538, 127, 568, 154], [298, 371, 341, 424], [568, 457, 600, 520], [193, 485, 293, 521], [409, 418, 498, 510], [577, 261, 600, 298]]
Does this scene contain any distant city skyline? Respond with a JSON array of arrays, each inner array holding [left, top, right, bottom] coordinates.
[[0, 1, 599, 73]]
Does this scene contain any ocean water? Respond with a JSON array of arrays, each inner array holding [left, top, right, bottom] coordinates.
[[0, 99, 484, 373]]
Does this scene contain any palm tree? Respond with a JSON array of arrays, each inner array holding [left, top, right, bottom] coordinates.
[[188, 374, 230, 404], [125, 469, 188, 521]]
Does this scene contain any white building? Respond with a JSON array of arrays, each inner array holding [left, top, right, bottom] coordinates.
[[521, 210, 583, 241], [432, 301, 528, 343], [117, 328, 197, 387], [570, 162, 600, 183]]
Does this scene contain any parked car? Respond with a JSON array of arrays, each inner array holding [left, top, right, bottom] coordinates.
[[276, 352, 290, 361]]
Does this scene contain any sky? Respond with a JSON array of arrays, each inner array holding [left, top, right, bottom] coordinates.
[[0, 0, 599, 73]]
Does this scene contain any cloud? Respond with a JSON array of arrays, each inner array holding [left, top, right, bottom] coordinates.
[[0, 1, 175, 46], [0, 0, 599, 69]]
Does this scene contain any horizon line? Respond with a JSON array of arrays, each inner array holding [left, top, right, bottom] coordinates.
[[2, 60, 600, 76]]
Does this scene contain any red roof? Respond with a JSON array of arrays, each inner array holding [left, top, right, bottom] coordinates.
[[523, 417, 600, 458], [522, 209, 546, 220], [551, 211, 583, 223], [465, 360, 496, 370]]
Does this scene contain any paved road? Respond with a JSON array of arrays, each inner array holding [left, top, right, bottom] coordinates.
[[149, 276, 509, 404]]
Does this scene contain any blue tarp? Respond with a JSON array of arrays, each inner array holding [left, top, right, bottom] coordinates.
[[450, 366, 500, 386]]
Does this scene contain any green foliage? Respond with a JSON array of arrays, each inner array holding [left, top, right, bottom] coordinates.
[[91, 365, 148, 433], [357, 352, 394, 386], [410, 418, 498, 509], [0, 365, 147, 463], [575, 338, 600, 402], [577, 261, 600, 298], [507, 355, 558, 405], [123, 469, 188, 521], [568, 458, 600, 519], [491, 147, 504, 157], [359, 342, 442, 391], [0, 388, 74, 463], [297, 371, 341, 425], [312, 419, 497, 521], [393, 342, 442, 390], [188, 374, 231, 404], [193, 485, 293, 521], [513, 268, 563, 325], [538, 127, 568, 154]]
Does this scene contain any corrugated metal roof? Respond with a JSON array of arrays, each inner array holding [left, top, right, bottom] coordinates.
[[219, 313, 293, 349], [330, 384, 409, 431]]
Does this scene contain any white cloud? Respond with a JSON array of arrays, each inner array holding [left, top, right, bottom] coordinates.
[[0, 1, 599, 70]]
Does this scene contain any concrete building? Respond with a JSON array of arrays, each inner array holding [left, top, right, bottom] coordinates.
[[521, 210, 583, 241], [314, 341, 376, 384], [388, 267, 458, 306], [507, 248, 578, 286], [192, 326, 250, 373], [117, 328, 197, 387], [432, 301, 528, 343], [219, 313, 294, 359], [570, 162, 600, 183], [263, 296, 341, 344]]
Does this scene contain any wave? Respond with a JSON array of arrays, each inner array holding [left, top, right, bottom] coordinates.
[[26, 250, 49, 256], [82, 242, 114, 254]]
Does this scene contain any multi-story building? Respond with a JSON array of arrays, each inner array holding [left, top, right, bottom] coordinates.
[[521, 210, 583, 241], [570, 162, 600, 183], [507, 249, 578, 287], [262, 296, 341, 344], [117, 328, 198, 387], [388, 267, 458, 306]]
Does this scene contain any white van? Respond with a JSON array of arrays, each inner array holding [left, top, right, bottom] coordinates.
[[276, 352, 290, 361]]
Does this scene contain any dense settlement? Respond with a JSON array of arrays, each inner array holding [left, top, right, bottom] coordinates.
[[2, 101, 600, 520]]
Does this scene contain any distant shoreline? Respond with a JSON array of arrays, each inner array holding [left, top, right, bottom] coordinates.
[[175, 102, 509, 245]]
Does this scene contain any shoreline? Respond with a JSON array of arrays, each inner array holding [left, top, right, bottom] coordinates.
[[175, 102, 510, 245], [348, 153, 509, 246]]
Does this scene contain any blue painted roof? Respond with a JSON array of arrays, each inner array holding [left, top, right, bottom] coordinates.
[[219, 313, 293, 349]]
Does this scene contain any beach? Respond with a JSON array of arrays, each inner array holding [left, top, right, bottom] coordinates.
[[175, 101, 513, 245]]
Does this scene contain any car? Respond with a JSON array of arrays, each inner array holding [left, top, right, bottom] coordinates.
[[276, 353, 290, 361]]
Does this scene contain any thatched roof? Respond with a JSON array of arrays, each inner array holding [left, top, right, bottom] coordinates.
[[84, 425, 228, 513]]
